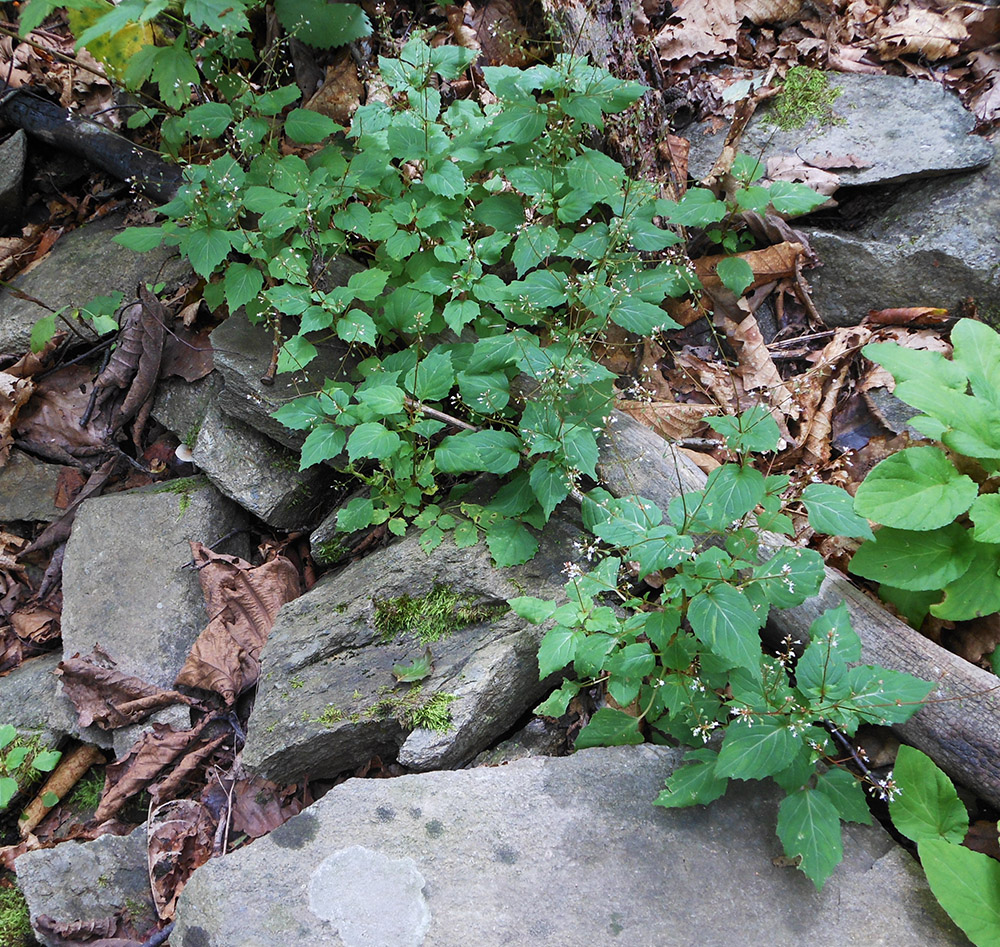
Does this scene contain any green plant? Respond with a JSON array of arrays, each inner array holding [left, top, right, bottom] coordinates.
[[0, 880, 32, 947], [66, 769, 104, 812], [768, 66, 843, 131], [889, 745, 1000, 945], [849, 319, 1000, 628], [511, 407, 932, 889], [99, 35, 825, 566], [0, 726, 61, 811]]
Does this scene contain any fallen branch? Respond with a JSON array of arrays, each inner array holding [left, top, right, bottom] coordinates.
[[18, 743, 106, 837], [597, 410, 1000, 809], [0, 82, 181, 203]]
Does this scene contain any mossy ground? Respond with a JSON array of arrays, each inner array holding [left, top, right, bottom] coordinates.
[[0, 880, 32, 947], [373, 585, 508, 644], [769, 67, 843, 130]]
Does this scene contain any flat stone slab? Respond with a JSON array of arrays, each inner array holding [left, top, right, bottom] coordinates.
[[173, 746, 967, 947], [242, 503, 581, 782], [686, 73, 991, 187], [805, 138, 1000, 325], [193, 403, 333, 529], [0, 129, 26, 231], [0, 449, 65, 521], [60, 478, 248, 690], [0, 210, 191, 357], [16, 824, 158, 947]]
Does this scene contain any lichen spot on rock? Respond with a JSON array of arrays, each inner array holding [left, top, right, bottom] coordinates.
[[308, 846, 431, 947]]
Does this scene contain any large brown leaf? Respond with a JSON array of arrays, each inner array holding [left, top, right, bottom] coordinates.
[[147, 798, 216, 919], [0, 372, 35, 469], [174, 542, 300, 704], [57, 648, 197, 731]]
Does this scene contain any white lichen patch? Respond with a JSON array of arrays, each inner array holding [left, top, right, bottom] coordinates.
[[307, 845, 430, 947]]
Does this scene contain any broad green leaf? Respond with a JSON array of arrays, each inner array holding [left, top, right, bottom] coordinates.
[[181, 227, 234, 278], [471, 193, 525, 233], [795, 637, 849, 702], [392, 654, 433, 682], [564, 148, 625, 203], [716, 717, 801, 780], [751, 546, 824, 610], [687, 584, 762, 670], [511, 225, 561, 277], [181, 101, 234, 138], [336, 311, 377, 345], [808, 602, 862, 663], [30, 313, 58, 354], [150, 38, 200, 108], [716, 256, 754, 296], [658, 189, 727, 227], [878, 585, 941, 629], [918, 839, 1000, 947], [849, 524, 975, 591], [32, 749, 61, 772], [529, 460, 570, 518], [707, 406, 780, 453], [536, 626, 579, 677], [802, 483, 874, 540], [337, 496, 374, 531], [815, 768, 872, 825], [889, 745, 968, 844], [854, 447, 976, 530], [276, 333, 317, 372], [766, 180, 827, 217], [574, 633, 617, 677], [436, 431, 521, 475], [456, 371, 509, 414], [347, 422, 400, 461], [285, 108, 341, 143], [0, 725, 15, 750], [574, 708, 644, 748], [517, 270, 568, 308], [951, 318, 1000, 409], [485, 518, 538, 566], [844, 665, 934, 725], [509, 596, 557, 624], [703, 464, 765, 523], [356, 385, 405, 417], [443, 300, 481, 334], [114, 227, 164, 252], [535, 680, 582, 717], [404, 351, 454, 403], [299, 424, 346, 468], [655, 748, 729, 808], [970, 494, 1000, 544], [274, 396, 325, 432], [453, 519, 479, 548], [777, 788, 843, 889], [609, 297, 678, 335], [862, 341, 967, 393], [0, 776, 16, 809], [930, 541, 1000, 621], [223, 263, 264, 312], [274, 0, 371, 48], [489, 104, 546, 144], [5, 747, 29, 770]]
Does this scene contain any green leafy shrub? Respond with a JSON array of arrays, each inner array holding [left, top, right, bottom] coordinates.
[[0, 725, 61, 811], [889, 745, 1000, 946], [511, 407, 932, 889], [850, 319, 1000, 628]]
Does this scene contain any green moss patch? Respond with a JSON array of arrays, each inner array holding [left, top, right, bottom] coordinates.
[[769, 67, 842, 130], [0, 880, 32, 947], [373, 585, 507, 644]]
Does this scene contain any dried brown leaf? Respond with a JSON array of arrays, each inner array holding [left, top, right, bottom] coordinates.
[[875, 7, 967, 60], [656, 0, 739, 66], [95, 718, 210, 823], [303, 52, 363, 126], [735, 0, 803, 25], [0, 372, 35, 469], [9, 605, 60, 644], [618, 401, 720, 441], [174, 542, 300, 703], [228, 774, 308, 839], [722, 313, 800, 421], [159, 326, 214, 382], [147, 798, 216, 919], [765, 156, 841, 196], [865, 306, 951, 327], [696, 241, 806, 293], [14, 363, 108, 457], [58, 648, 196, 731]]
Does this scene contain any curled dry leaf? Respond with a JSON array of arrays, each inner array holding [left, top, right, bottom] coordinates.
[[159, 326, 214, 383], [303, 52, 364, 126], [14, 363, 108, 460], [874, 6, 967, 60], [618, 401, 721, 441], [865, 307, 951, 327], [147, 798, 217, 919], [735, 0, 802, 25], [656, 0, 739, 66], [0, 372, 35, 469], [227, 773, 308, 840], [58, 648, 197, 731], [695, 241, 806, 294], [95, 717, 212, 822], [9, 604, 60, 644], [722, 313, 800, 421], [174, 542, 300, 704], [765, 157, 841, 197]]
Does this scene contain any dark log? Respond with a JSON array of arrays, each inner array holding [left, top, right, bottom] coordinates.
[[597, 412, 1000, 808], [0, 83, 181, 203]]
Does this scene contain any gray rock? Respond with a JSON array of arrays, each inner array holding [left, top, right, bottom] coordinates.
[[16, 824, 158, 947], [0, 130, 26, 231], [193, 403, 334, 529], [0, 652, 107, 750], [60, 478, 248, 691], [468, 716, 567, 766], [242, 503, 582, 782], [804, 139, 1000, 325], [151, 370, 224, 445], [112, 703, 192, 759], [210, 256, 364, 450], [0, 211, 191, 358], [173, 745, 967, 947], [687, 73, 991, 187], [0, 449, 65, 521]]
